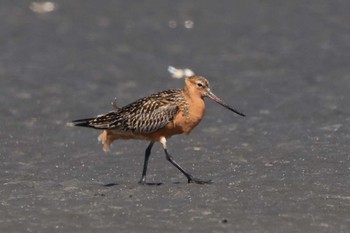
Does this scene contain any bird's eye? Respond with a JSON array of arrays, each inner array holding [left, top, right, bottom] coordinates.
[[197, 82, 203, 88]]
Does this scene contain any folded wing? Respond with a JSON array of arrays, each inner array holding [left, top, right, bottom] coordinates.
[[71, 95, 179, 134]]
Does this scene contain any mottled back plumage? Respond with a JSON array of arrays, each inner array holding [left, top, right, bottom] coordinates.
[[72, 89, 185, 133]]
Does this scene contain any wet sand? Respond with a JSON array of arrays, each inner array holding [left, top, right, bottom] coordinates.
[[1, 1, 349, 232]]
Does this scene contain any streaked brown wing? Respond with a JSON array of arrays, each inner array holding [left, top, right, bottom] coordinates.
[[126, 104, 179, 133], [71, 89, 182, 133]]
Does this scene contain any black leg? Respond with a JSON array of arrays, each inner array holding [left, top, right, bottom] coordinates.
[[164, 148, 192, 180], [138, 142, 154, 184], [160, 137, 211, 184]]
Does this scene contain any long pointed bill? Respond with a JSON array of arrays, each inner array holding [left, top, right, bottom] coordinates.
[[206, 90, 246, 117]]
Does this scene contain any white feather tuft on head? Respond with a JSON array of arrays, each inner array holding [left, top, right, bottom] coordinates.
[[168, 66, 195, 79]]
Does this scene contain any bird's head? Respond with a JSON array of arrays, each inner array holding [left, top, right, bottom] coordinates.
[[185, 75, 245, 117]]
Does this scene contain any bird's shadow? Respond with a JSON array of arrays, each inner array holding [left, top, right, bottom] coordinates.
[[103, 182, 119, 187], [102, 182, 164, 187], [103, 182, 173, 187], [102, 181, 187, 187], [143, 182, 163, 186]]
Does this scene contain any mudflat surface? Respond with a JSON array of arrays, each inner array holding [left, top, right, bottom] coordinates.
[[1, 1, 349, 232]]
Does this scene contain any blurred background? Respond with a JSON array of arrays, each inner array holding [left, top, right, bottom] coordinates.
[[1, 1, 349, 232]]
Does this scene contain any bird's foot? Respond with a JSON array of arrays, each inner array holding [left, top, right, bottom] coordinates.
[[138, 178, 147, 185]]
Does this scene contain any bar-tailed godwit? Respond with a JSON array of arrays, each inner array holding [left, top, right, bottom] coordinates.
[[70, 75, 245, 184]]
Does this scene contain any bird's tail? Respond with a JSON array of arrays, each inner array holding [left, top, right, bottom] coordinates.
[[66, 118, 97, 128], [67, 112, 119, 129]]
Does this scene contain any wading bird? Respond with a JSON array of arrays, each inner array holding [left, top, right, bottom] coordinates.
[[70, 75, 245, 184]]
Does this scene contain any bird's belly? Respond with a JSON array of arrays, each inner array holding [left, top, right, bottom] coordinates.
[[109, 130, 150, 140], [98, 130, 152, 151]]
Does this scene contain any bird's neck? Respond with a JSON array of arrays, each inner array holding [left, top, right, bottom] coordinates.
[[182, 86, 201, 100], [182, 85, 190, 96]]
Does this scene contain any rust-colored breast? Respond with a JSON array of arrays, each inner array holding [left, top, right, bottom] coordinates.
[[174, 93, 206, 134]]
